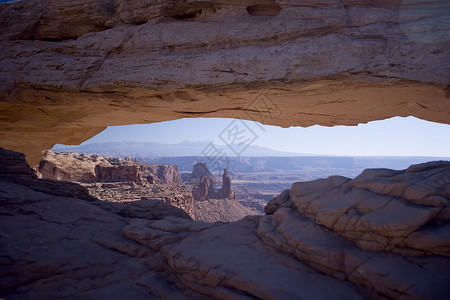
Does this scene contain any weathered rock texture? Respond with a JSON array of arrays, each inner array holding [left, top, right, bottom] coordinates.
[[190, 168, 253, 222], [191, 174, 216, 202], [0, 0, 449, 165], [259, 161, 450, 299], [218, 168, 235, 200], [36, 151, 112, 181], [0, 148, 96, 201], [0, 148, 192, 299], [78, 181, 195, 219], [193, 198, 259, 223], [35, 151, 194, 215], [186, 162, 214, 183], [192, 168, 235, 201], [2, 148, 449, 299], [36, 151, 181, 186], [285, 161, 450, 257]]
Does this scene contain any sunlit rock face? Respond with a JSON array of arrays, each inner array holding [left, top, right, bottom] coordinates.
[[36, 151, 182, 185], [0, 0, 449, 165]]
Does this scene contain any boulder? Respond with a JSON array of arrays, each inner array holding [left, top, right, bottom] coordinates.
[[287, 161, 450, 256]]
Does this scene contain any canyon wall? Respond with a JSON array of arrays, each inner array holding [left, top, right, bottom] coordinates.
[[36, 151, 181, 186], [186, 162, 214, 183], [145, 164, 181, 186], [0, 0, 448, 165]]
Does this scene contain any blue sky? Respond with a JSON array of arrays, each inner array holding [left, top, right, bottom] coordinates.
[[72, 116, 450, 157]]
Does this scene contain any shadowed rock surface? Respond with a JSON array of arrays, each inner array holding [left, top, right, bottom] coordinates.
[[0, 149, 189, 299], [1, 148, 449, 299], [0, 0, 449, 165], [193, 198, 259, 223]]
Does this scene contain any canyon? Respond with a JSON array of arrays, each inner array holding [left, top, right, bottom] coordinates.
[[1, 147, 449, 299], [35, 151, 256, 223], [1, 0, 450, 299], [37, 151, 181, 185]]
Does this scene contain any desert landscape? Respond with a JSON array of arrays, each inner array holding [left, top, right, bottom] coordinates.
[[35, 151, 259, 222], [1, 147, 450, 299], [1, 0, 449, 299]]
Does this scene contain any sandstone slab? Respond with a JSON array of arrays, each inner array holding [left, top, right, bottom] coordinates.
[[289, 161, 450, 256]]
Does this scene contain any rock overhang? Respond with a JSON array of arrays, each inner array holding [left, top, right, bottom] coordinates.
[[0, 0, 449, 165]]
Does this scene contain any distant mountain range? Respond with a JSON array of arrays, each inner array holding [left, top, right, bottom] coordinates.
[[141, 156, 450, 174], [52, 141, 450, 175], [52, 141, 305, 157]]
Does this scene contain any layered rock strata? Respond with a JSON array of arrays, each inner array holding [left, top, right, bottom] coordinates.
[[190, 167, 250, 221], [36, 151, 181, 186], [1, 148, 449, 299], [218, 168, 235, 200], [35, 151, 194, 216], [191, 167, 235, 201], [191, 174, 216, 202], [0, 0, 449, 165], [186, 162, 214, 183]]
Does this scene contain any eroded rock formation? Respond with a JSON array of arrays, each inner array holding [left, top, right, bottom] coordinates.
[[190, 167, 255, 222], [34, 151, 195, 215], [1, 148, 449, 299], [218, 168, 235, 200], [259, 161, 450, 299], [36, 151, 181, 186], [186, 162, 214, 183], [0, 0, 449, 165], [191, 167, 235, 201], [35, 151, 109, 181], [191, 173, 216, 202]]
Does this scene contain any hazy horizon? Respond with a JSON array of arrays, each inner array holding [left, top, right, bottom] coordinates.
[[53, 116, 450, 157]]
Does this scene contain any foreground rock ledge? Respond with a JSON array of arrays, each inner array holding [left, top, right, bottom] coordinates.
[[1, 147, 449, 299], [0, 0, 449, 165]]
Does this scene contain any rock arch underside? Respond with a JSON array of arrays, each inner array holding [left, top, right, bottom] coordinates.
[[0, 0, 449, 165]]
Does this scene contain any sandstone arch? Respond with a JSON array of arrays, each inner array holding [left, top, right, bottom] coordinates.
[[0, 0, 449, 165]]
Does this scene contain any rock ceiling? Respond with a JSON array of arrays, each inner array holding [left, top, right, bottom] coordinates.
[[0, 0, 449, 165]]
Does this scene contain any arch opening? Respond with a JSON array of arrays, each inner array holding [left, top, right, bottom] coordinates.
[[43, 116, 450, 219]]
